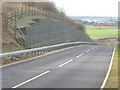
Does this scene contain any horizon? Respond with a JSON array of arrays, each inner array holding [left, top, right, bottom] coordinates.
[[69, 16, 118, 18], [51, 0, 119, 17]]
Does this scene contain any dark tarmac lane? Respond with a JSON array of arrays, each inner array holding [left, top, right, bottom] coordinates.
[[2, 45, 114, 88]]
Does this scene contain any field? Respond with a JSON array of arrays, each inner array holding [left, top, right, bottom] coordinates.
[[86, 26, 118, 39], [85, 26, 119, 88]]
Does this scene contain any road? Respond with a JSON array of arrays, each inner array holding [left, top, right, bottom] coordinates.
[[2, 45, 114, 88]]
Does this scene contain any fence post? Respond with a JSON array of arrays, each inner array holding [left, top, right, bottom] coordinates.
[[11, 11, 14, 26], [37, 8, 39, 15], [38, 10, 40, 15], [23, 6, 26, 16], [19, 7, 23, 18], [31, 7, 33, 16], [25, 6, 28, 16], [14, 26, 17, 40], [33, 7, 35, 15], [14, 11, 17, 28], [28, 6, 30, 16], [35, 8, 37, 15], [21, 7, 23, 17], [16, 10, 18, 21], [7, 12, 11, 29]]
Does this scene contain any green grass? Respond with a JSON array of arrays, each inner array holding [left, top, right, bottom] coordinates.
[[86, 26, 119, 88], [86, 26, 118, 39]]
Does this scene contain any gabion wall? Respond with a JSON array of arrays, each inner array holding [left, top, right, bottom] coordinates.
[[21, 18, 92, 48]]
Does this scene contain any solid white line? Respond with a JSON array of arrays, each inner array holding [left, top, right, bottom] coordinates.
[[12, 71, 50, 88], [59, 59, 73, 67], [76, 53, 84, 58], [86, 50, 90, 53], [100, 46, 116, 89]]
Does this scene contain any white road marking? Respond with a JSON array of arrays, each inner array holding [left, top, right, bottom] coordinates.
[[96, 46, 98, 47], [86, 50, 90, 53], [100, 46, 116, 88], [76, 53, 84, 58], [12, 71, 50, 88], [92, 47, 95, 49], [59, 59, 73, 67]]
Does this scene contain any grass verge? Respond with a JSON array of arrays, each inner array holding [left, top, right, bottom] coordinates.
[[85, 26, 119, 89], [104, 45, 119, 88]]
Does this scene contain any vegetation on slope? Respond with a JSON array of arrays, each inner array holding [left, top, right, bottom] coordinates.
[[2, 1, 86, 53]]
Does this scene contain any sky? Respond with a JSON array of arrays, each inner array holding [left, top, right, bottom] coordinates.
[[51, 0, 119, 17]]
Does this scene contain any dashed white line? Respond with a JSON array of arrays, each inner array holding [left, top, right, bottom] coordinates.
[[59, 59, 73, 67], [76, 53, 84, 58], [11, 45, 99, 88], [12, 71, 50, 88], [92, 47, 95, 49], [86, 50, 90, 53]]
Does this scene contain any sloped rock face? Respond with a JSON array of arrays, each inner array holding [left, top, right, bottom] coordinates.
[[22, 18, 92, 48]]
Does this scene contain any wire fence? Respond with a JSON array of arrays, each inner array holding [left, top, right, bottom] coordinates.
[[6, 6, 92, 49], [7, 6, 63, 30], [6, 6, 62, 48]]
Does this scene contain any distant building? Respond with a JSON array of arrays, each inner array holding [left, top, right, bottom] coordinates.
[[71, 16, 117, 26]]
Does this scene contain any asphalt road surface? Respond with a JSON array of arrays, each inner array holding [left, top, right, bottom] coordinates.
[[2, 45, 114, 88]]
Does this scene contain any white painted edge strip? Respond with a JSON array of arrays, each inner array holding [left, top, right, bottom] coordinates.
[[100, 46, 116, 89], [12, 70, 50, 88], [96, 46, 98, 48], [86, 50, 90, 53], [76, 53, 84, 58], [59, 59, 73, 67]]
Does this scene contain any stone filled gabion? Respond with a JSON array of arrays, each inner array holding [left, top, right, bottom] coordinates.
[[19, 18, 92, 48]]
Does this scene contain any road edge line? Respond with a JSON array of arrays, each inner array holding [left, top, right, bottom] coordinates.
[[100, 46, 116, 89]]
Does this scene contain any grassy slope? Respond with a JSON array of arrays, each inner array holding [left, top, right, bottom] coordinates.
[[2, 2, 85, 53], [2, 3, 25, 53], [85, 26, 119, 88], [86, 26, 118, 39]]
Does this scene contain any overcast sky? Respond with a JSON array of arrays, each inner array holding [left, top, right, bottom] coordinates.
[[51, 0, 119, 17]]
